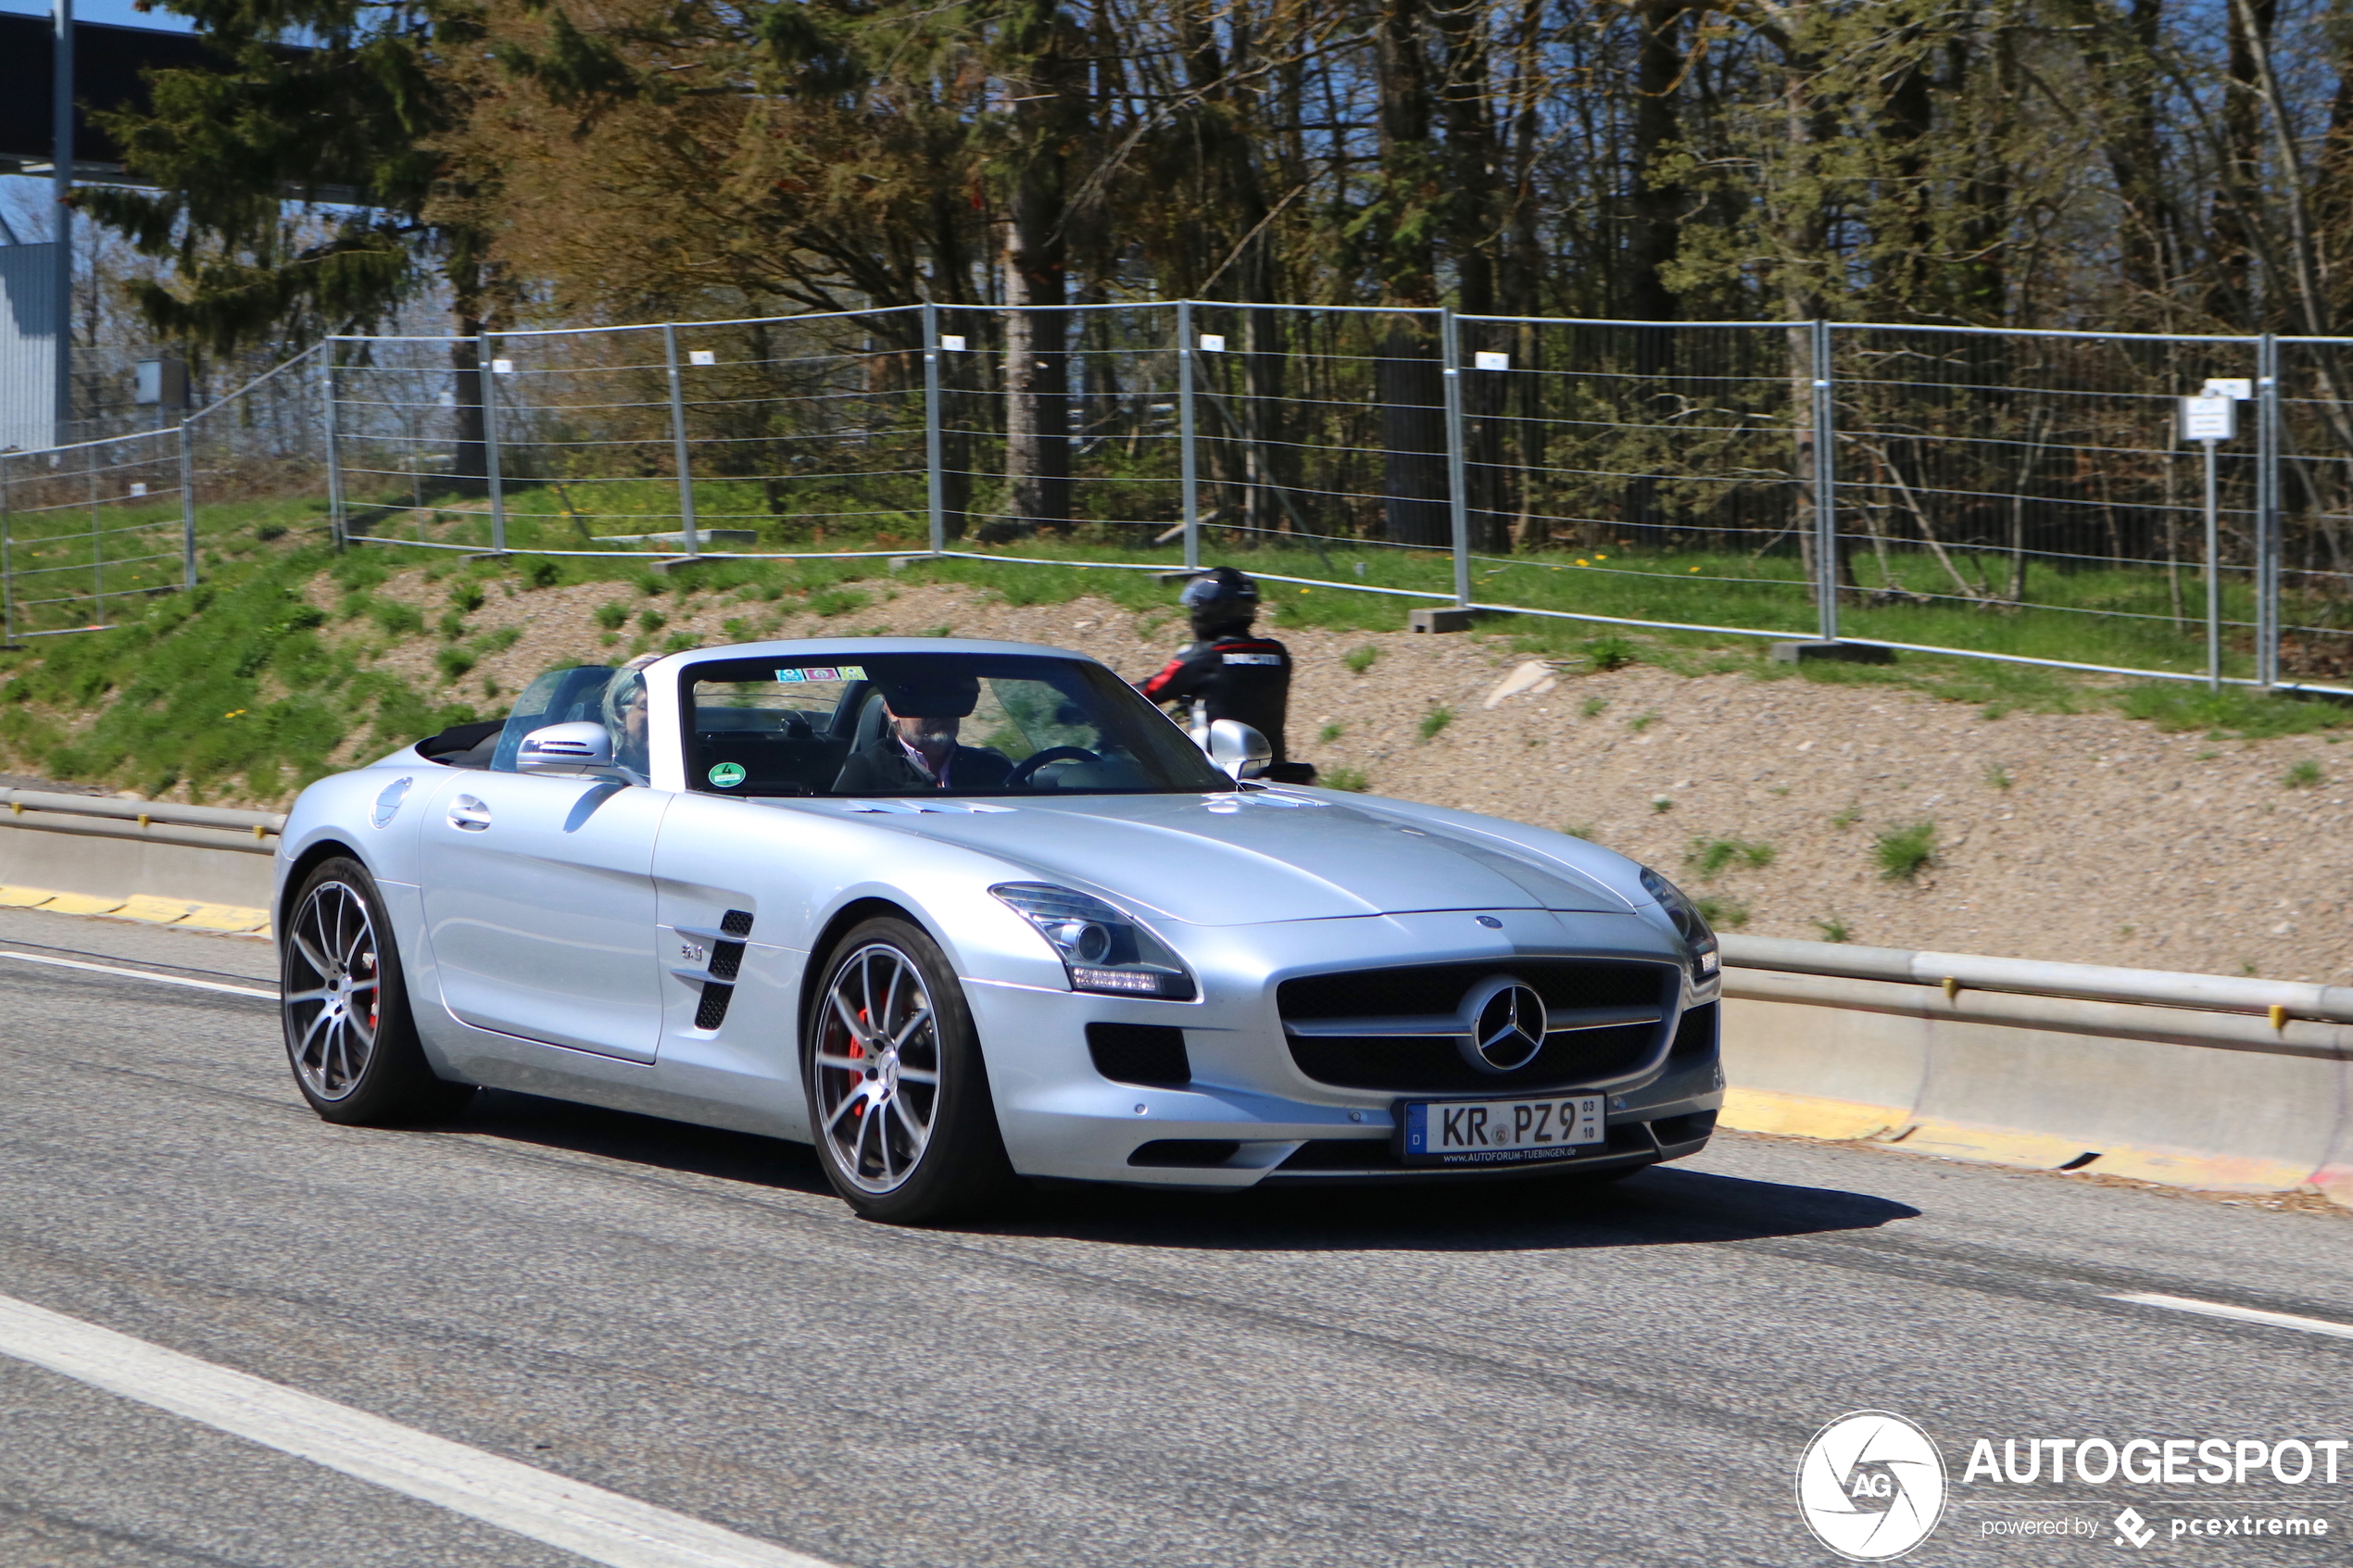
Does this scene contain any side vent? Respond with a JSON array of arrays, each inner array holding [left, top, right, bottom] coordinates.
[[687, 909, 756, 1032], [1667, 1001, 1718, 1065], [1087, 1022, 1190, 1086]]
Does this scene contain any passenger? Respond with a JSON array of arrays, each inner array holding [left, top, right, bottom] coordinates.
[[1140, 565, 1314, 782], [601, 653, 662, 785], [833, 673, 1013, 793]]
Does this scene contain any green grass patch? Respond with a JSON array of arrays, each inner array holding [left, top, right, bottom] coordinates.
[[1693, 895, 1751, 929], [2117, 684, 2353, 739], [1873, 820, 1939, 881], [1686, 836, 1776, 880]]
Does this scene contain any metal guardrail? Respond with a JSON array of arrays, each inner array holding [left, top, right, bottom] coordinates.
[[1722, 933, 2353, 1027], [0, 788, 284, 856]]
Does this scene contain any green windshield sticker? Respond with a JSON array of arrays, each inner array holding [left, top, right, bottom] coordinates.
[[774, 664, 863, 684], [707, 761, 748, 789]]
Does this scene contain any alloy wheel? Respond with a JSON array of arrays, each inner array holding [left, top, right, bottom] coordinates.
[[283, 880, 383, 1101], [812, 942, 944, 1193]]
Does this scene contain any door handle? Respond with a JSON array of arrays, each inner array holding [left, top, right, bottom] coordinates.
[[447, 795, 492, 832]]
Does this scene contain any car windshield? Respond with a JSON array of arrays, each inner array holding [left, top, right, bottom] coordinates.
[[681, 652, 1231, 797]]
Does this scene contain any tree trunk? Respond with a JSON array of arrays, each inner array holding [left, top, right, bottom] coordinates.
[[998, 0, 1079, 534], [2207, 0, 2278, 324], [1375, 0, 1448, 546], [449, 322, 486, 492]]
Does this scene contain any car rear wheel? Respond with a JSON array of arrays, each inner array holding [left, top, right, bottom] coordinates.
[[282, 857, 473, 1126], [804, 917, 1014, 1223]]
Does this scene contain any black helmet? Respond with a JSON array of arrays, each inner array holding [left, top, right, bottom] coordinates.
[[1180, 566, 1259, 636]]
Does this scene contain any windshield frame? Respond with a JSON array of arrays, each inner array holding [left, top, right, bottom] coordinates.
[[673, 650, 1234, 799]]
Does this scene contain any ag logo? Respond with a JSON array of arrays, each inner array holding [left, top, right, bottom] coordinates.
[[1795, 1411, 1947, 1561]]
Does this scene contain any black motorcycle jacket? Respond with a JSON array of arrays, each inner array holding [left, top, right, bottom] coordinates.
[[1139, 632, 1292, 763]]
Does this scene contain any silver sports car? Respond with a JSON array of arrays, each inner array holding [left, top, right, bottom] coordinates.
[[275, 638, 1724, 1222]]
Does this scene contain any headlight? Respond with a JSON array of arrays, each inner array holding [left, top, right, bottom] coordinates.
[[990, 883, 1198, 1000], [1640, 867, 1720, 979]]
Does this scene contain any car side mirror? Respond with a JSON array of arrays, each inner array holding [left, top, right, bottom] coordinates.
[[1207, 719, 1272, 781], [517, 721, 621, 777]]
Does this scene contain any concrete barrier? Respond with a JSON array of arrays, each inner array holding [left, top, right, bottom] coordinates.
[[1718, 936, 2353, 1205], [0, 790, 279, 916]]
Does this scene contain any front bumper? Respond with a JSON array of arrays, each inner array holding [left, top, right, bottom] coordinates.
[[964, 908, 1723, 1188]]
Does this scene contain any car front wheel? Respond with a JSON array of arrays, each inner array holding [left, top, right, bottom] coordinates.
[[804, 916, 1014, 1223], [282, 857, 473, 1125]]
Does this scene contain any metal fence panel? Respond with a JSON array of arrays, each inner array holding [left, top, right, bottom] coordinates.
[[13, 302, 2353, 696]]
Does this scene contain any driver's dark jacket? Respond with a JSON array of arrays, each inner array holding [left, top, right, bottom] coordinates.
[[833, 738, 1013, 794], [1139, 633, 1292, 762]]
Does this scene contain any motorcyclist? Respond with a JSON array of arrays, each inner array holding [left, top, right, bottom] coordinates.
[[1139, 566, 1312, 782]]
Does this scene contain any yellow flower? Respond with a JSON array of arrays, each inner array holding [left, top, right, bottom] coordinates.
[[1596, 554, 1608, 560], [1575, 558, 1589, 566], [1300, 587, 1310, 593], [1690, 565, 1701, 572]]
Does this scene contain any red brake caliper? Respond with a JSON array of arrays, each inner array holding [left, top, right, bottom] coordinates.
[[847, 1009, 868, 1117]]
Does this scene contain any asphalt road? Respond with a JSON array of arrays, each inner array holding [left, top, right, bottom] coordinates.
[[1, 905, 2347, 1568]]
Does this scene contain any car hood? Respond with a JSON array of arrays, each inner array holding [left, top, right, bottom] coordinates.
[[801, 792, 1633, 926]]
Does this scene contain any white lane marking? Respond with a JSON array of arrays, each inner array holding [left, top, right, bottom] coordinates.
[[0, 1292, 841, 1568], [2109, 1292, 2353, 1342], [0, 948, 275, 1000]]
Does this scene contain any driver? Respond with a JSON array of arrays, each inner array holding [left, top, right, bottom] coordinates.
[[833, 672, 1013, 793]]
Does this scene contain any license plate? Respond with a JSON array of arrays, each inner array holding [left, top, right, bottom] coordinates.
[[1398, 1095, 1604, 1166]]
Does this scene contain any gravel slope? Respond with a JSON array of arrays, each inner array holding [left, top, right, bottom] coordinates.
[[159, 568, 2353, 983]]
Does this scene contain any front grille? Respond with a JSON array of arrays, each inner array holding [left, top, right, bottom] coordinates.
[[1287, 1024, 1655, 1093], [1277, 960, 1665, 1022], [1650, 1110, 1717, 1148], [1277, 960, 1677, 1093], [1271, 1122, 1657, 1174], [1128, 1139, 1239, 1168]]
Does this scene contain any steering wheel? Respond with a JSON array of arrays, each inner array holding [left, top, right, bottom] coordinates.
[[1005, 746, 1101, 787]]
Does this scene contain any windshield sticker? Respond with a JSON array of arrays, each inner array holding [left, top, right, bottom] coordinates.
[[707, 761, 748, 789], [774, 665, 864, 684]]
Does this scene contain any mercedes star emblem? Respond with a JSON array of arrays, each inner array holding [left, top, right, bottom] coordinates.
[[1458, 974, 1549, 1073]]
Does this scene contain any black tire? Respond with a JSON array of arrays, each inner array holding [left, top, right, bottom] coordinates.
[[802, 916, 1016, 1223], [281, 857, 473, 1126]]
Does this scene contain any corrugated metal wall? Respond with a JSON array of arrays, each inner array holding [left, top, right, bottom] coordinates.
[[0, 244, 58, 454]]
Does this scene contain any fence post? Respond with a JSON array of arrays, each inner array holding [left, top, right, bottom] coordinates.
[[0, 455, 14, 646], [2257, 333, 2281, 689], [2203, 433, 2223, 693], [1441, 306, 1472, 609], [321, 345, 346, 552], [662, 323, 699, 558], [178, 415, 198, 588], [1812, 319, 1840, 643], [1177, 299, 1201, 571], [923, 301, 946, 556], [481, 331, 508, 555]]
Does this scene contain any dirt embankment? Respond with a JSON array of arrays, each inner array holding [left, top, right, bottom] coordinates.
[[102, 567, 2353, 983]]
